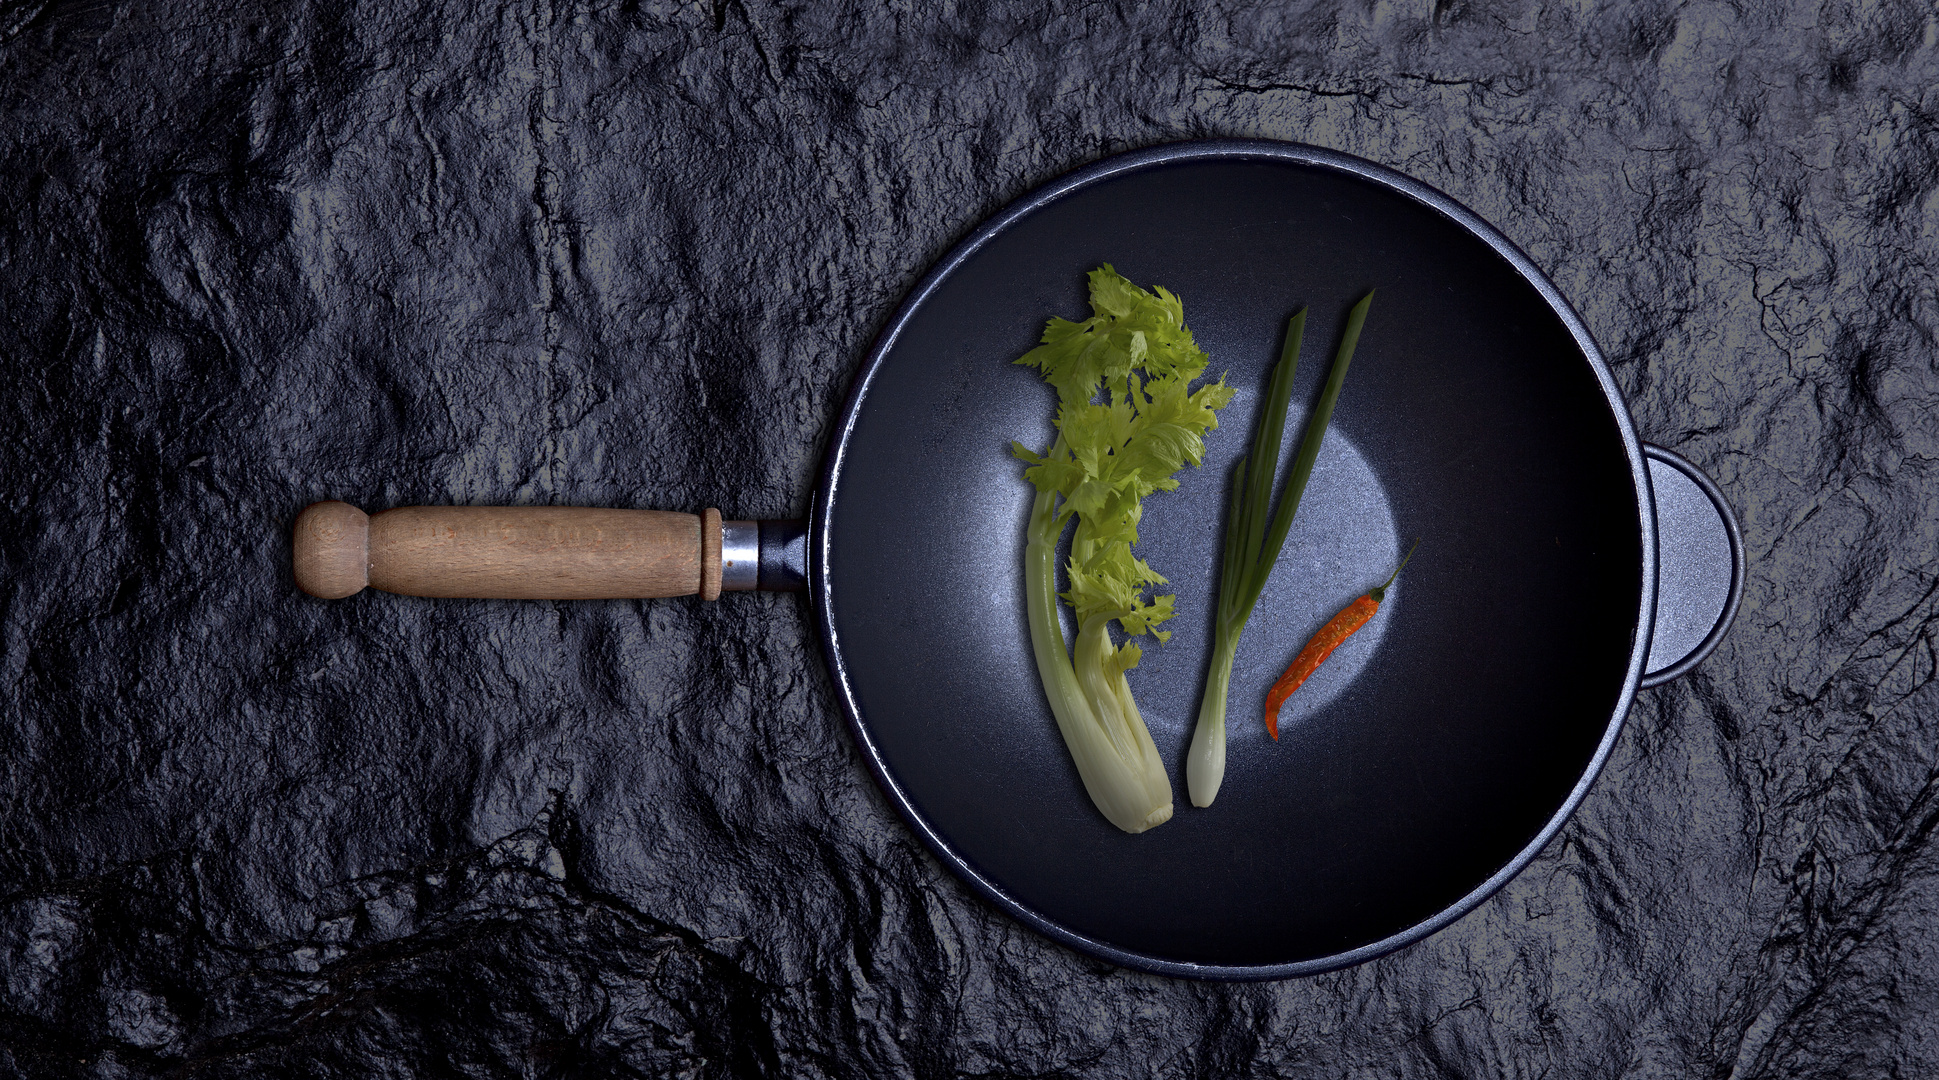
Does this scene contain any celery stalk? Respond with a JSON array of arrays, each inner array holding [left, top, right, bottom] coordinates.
[[1013, 267, 1234, 832]]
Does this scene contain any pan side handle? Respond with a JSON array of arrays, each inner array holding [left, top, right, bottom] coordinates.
[[1639, 444, 1746, 687], [291, 502, 744, 601]]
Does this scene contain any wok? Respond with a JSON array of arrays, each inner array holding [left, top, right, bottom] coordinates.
[[293, 140, 1743, 978]]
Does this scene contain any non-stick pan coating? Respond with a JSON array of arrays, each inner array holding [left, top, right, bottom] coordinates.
[[813, 142, 1652, 978]]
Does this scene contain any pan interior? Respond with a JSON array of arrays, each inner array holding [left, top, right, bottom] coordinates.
[[822, 153, 1643, 971]]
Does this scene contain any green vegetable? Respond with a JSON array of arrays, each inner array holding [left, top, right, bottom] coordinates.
[[1012, 266, 1235, 833], [1187, 292, 1373, 807]]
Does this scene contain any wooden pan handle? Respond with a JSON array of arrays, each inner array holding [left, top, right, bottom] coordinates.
[[292, 501, 726, 600]]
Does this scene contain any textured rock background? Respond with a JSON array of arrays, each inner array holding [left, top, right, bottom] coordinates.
[[3, 1, 1937, 1076]]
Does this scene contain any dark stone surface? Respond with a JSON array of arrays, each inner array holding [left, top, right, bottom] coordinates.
[[2, 1, 1936, 1075]]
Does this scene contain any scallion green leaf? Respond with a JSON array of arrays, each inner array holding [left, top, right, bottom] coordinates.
[[1187, 291, 1373, 807]]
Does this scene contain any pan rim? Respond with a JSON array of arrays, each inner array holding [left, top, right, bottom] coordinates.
[[809, 137, 1656, 980]]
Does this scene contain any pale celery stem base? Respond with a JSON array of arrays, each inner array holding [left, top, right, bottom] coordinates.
[[1024, 490, 1172, 833]]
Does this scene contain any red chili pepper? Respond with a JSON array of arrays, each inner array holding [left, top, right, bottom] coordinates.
[[1265, 540, 1419, 739]]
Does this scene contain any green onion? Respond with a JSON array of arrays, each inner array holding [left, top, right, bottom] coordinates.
[[1186, 291, 1373, 807]]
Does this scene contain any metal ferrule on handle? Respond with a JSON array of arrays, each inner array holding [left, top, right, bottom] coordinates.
[[721, 519, 759, 593]]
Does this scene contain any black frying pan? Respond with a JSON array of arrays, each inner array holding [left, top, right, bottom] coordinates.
[[295, 140, 1742, 979], [809, 140, 1741, 978]]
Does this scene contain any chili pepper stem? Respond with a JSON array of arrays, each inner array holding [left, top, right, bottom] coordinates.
[[1369, 539, 1422, 603]]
